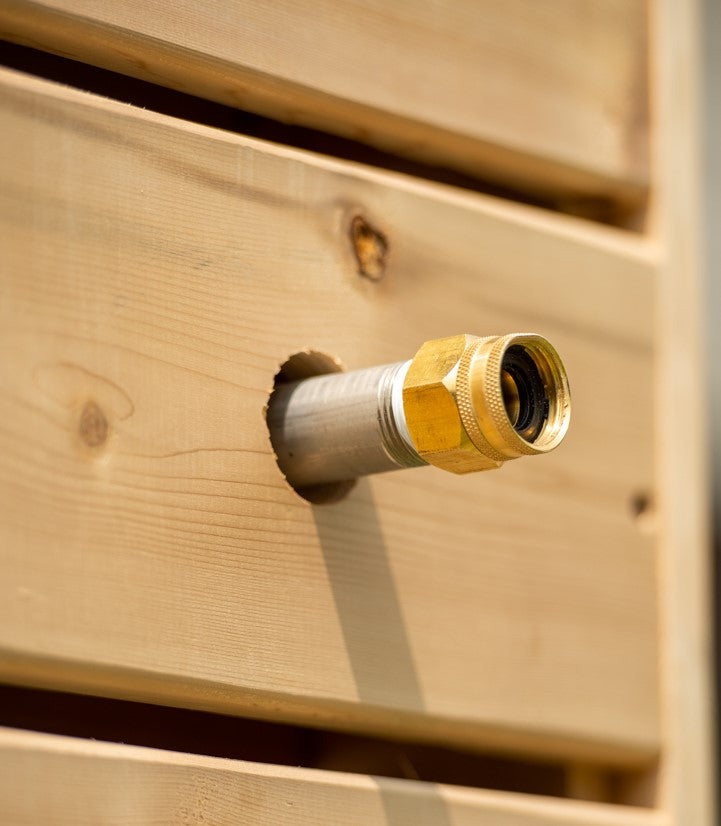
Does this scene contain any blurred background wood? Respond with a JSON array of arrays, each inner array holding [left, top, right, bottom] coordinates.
[[0, 728, 667, 826], [0, 0, 648, 205]]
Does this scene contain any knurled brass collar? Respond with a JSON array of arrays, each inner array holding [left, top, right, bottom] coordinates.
[[402, 333, 571, 474]]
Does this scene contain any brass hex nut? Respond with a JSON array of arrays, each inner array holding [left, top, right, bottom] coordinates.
[[402, 334, 502, 473]]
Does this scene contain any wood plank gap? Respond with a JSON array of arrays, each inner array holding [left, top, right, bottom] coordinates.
[[0, 39, 640, 229]]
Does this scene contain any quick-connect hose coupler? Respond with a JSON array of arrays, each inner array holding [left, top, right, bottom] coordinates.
[[267, 333, 571, 493]]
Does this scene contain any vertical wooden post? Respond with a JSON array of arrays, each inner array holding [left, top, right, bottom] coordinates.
[[652, 0, 716, 822]]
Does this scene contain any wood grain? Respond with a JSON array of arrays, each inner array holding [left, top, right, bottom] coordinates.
[[0, 67, 659, 763], [0, 727, 667, 826], [0, 0, 649, 204], [651, 0, 717, 821]]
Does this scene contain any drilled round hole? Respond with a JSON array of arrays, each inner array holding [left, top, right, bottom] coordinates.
[[630, 492, 650, 517], [266, 350, 356, 505], [630, 491, 656, 535]]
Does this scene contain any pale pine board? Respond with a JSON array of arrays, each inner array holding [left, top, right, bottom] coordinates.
[[651, 0, 716, 822], [0, 728, 667, 826], [0, 68, 658, 763], [0, 0, 648, 203]]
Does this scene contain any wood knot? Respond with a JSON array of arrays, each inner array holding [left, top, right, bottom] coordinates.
[[350, 215, 388, 281], [78, 400, 109, 448]]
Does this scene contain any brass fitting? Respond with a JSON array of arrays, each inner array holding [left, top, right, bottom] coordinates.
[[267, 332, 570, 500], [402, 333, 571, 474]]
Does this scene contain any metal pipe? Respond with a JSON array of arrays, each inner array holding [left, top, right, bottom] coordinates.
[[267, 333, 571, 492], [267, 361, 425, 488]]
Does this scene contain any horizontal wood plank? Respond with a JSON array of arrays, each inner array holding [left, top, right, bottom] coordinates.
[[0, 0, 649, 203], [0, 67, 659, 763], [0, 728, 667, 826]]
